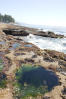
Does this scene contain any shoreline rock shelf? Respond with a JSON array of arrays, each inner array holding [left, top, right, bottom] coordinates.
[[0, 23, 66, 99], [2, 25, 65, 38], [3, 29, 29, 36], [34, 31, 64, 38]]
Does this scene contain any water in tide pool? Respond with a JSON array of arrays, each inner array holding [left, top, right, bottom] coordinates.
[[18, 66, 59, 91], [16, 65, 59, 98]]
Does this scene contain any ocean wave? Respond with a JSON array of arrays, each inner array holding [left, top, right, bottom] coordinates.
[[22, 34, 66, 54]]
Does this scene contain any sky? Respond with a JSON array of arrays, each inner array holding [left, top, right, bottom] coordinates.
[[0, 0, 66, 26]]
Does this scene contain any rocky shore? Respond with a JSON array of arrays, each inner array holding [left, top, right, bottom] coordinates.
[[2, 23, 65, 38], [0, 23, 66, 99]]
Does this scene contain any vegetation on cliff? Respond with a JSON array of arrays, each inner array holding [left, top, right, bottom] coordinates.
[[0, 13, 15, 23]]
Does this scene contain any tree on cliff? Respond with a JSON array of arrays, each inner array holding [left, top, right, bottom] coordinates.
[[0, 13, 15, 23]]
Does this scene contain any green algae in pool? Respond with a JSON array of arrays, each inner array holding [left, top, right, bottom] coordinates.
[[15, 64, 58, 98], [0, 73, 7, 88], [0, 58, 7, 88], [0, 58, 4, 72]]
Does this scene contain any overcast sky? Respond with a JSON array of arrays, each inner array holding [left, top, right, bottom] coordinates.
[[0, 0, 66, 26]]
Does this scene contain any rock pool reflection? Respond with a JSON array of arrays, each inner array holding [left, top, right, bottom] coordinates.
[[12, 43, 20, 48], [15, 65, 59, 98], [18, 66, 58, 90], [9, 43, 20, 50], [0, 41, 5, 45], [24, 44, 32, 47]]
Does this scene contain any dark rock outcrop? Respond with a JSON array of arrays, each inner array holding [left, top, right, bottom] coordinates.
[[2, 24, 64, 38], [34, 31, 64, 38], [43, 56, 54, 62], [58, 61, 66, 67], [3, 29, 29, 36], [62, 86, 66, 95]]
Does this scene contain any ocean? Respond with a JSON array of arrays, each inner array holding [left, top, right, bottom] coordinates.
[[20, 24, 66, 54]]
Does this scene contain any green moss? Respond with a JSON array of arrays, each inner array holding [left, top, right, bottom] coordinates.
[[0, 59, 7, 88], [14, 83, 48, 99], [0, 73, 7, 88], [14, 64, 48, 99], [0, 79, 7, 88], [0, 59, 4, 72]]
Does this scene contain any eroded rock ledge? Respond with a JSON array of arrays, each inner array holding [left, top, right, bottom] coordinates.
[[2, 23, 65, 38], [34, 31, 64, 38], [3, 29, 29, 36]]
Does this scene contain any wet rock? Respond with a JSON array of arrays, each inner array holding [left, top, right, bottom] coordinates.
[[58, 61, 66, 67], [45, 50, 66, 61], [61, 96, 66, 99], [25, 58, 34, 63], [14, 52, 26, 56], [34, 31, 64, 38], [62, 86, 66, 95], [5, 56, 12, 66], [16, 38, 23, 41], [58, 81, 62, 85], [0, 73, 6, 79], [18, 48, 25, 51], [32, 55, 37, 58], [48, 65, 57, 71], [43, 52, 55, 62], [43, 96, 50, 99], [3, 29, 29, 36]]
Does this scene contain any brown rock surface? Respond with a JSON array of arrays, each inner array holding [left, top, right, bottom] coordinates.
[[0, 23, 66, 99]]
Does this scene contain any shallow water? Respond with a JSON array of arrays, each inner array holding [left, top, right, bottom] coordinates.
[[0, 58, 4, 71], [22, 34, 66, 54], [0, 72, 6, 88], [24, 44, 32, 47], [0, 41, 5, 45], [15, 65, 59, 98], [16, 65, 58, 91], [12, 43, 20, 48], [9, 43, 20, 50]]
